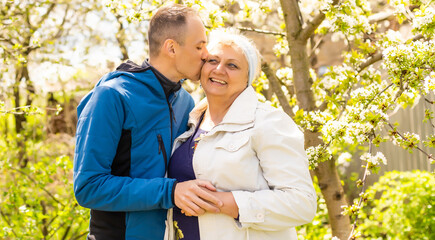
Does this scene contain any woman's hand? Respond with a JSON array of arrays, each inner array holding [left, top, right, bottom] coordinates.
[[200, 187, 239, 219]]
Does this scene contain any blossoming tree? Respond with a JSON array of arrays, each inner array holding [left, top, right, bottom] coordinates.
[[274, 1, 434, 238]]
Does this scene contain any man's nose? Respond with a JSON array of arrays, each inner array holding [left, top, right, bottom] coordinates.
[[201, 48, 209, 62]]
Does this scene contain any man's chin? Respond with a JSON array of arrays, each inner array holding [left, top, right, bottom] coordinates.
[[188, 74, 201, 82]]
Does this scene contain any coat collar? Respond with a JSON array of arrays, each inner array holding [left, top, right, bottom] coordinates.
[[188, 86, 258, 134], [116, 60, 181, 99]]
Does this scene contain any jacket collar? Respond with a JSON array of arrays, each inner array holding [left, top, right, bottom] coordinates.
[[116, 60, 181, 99], [188, 86, 258, 134]]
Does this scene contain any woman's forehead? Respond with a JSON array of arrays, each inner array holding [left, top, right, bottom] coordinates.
[[209, 44, 244, 58]]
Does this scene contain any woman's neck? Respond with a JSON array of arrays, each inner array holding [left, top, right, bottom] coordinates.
[[200, 97, 232, 131]]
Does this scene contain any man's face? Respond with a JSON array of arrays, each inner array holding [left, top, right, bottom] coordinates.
[[173, 15, 208, 81]]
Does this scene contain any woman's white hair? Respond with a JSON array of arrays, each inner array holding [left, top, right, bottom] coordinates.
[[207, 28, 261, 85]]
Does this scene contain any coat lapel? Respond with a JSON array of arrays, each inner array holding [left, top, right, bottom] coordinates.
[[204, 87, 258, 135]]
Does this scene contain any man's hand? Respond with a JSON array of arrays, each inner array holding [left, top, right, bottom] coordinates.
[[174, 179, 223, 216]]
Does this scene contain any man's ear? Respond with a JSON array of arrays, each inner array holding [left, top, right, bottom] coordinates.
[[161, 39, 177, 58]]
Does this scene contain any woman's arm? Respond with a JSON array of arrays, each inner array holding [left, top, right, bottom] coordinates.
[[209, 191, 239, 218], [181, 188, 238, 218], [231, 108, 317, 231]]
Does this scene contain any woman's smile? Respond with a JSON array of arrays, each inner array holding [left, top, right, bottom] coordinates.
[[209, 77, 227, 85]]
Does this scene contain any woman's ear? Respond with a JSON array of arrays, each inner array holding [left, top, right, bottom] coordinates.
[[161, 39, 177, 57]]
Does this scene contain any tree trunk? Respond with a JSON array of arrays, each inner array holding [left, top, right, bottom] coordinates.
[[279, 0, 351, 238], [306, 131, 351, 239], [115, 14, 129, 61], [13, 63, 33, 134], [13, 64, 32, 168], [13, 67, 25, 133]]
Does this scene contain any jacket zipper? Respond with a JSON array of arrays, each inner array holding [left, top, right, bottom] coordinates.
[[157, 134, 168, 174], [160, 92, 176, 175], [166, 95, 175, 143]]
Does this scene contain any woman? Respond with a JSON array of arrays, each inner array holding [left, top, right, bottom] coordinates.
[[166, 29, 317, 240]]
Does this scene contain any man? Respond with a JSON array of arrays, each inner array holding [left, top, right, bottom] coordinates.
[[74, 5, 222, 240]]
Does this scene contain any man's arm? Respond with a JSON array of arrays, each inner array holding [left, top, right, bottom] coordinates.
[[74, 86, 223, 213], [74, 86, 176, 211]]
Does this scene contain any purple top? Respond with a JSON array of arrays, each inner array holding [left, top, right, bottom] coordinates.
[[168, 120, 207, 240]]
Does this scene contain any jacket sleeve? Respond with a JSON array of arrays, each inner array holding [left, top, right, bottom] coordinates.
[[73, 85, 175, 211], [231, 109, 317, 231]]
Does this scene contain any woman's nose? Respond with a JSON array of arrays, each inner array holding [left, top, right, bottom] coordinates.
[[213, 63, 225, 74]]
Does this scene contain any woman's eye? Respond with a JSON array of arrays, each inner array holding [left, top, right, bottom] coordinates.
[[207, 59, 218, 63], [197, 47, 202, 50], [228, 63, 238, 69]]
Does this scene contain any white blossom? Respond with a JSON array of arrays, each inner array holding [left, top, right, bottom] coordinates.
[[299, 0, 331, 17], [19, 205, 29, 213], [276, 67, 293, 86], [309, 110, 334, 125], [273, 40, 289, 57], [306, 145, 332, 168], [412, 7, 435, 30], [384, 29, 405, 44], [322, 120, 347, 142], [337, 152, 352, 167], [423, 72, 435, 94], [319, 0, 334, 12], [361, 152, 387, 166], [394, 3, 407, 15], [393, 132, 421, 148]]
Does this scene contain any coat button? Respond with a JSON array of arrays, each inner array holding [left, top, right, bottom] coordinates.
[[228, 143, 236, 151], [256, 213, 264, 220]]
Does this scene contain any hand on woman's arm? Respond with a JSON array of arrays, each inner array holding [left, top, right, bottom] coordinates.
[[201, 188, 239, 218]]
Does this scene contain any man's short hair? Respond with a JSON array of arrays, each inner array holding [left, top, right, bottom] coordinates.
[[148, 4, 198, 57]]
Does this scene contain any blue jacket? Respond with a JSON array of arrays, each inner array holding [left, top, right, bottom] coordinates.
[[73, 61, 194, 240]]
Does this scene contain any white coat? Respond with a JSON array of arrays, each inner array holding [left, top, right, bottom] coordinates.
[[165, 86, 317, 240]]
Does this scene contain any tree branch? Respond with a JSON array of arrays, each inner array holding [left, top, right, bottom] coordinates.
[[410, 33, 424, 42], [387, 122, 434, 161], [114, 13, 129, 61], [0, 45, 19, 60], [262, 63, 295, 117], [36, 3, 56, 28], [368, 10, 395, 23], [363, 83, 395, 109], [53, 5, 70, 40], [47, 220, 67, 239], [423, 98, 435, 128], [238, 27, 285, 37], [9, 167, 65, 207], [347, 135, 373, 240], [25, 7, 33, 30], [300, 0, 339, 41], [71, 231, 89, 240], [0, 208, 18, 237], [300, 12, 325, 41], [0, 36, 15, 46], [279, 0, 303, 40], [358, 34, 424, 72], [358, 52, 382, 72]]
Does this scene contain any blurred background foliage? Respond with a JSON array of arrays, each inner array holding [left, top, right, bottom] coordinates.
[[1, 0, 434, 239]]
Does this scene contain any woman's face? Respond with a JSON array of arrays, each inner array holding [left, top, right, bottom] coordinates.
[[200, 44, 249, 103]]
